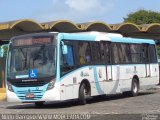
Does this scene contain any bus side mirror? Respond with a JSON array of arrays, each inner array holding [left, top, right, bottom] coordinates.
[[62, 45, 68, 54], [0, 47, 4, 58]]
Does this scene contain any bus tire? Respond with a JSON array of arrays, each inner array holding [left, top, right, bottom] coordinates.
[[122, 91, 130, 97], [130, 78, 139, 97], [35, 102, 44, 107], [78, 83, 88, 105]]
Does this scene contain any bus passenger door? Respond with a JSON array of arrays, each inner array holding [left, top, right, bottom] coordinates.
[[146, 45, 158, 77], [100, 41, 112, 93], [144, 44, 158, 85], [60, 41, 76, 100], [144, 44, 151, 78]]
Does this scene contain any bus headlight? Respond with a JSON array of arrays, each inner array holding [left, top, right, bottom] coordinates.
[[7, 82, 14, 92], [47, 80, 55, 90]]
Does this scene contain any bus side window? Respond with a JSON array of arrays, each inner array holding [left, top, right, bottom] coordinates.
[[100, 42, 111, 64], [65, 46, 74, 66], [119, 44, 131, 63], [130, 44, 143, 63], [149, 45, 157, 63], [78, 42, 91, 65], [100, 43, 105, 62], [113, 43, 120, 64], [143, 44, 149, 63], [60, 45, 75, 75], [91, 42, 100, 64]]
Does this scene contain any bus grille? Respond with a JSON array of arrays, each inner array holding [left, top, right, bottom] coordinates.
[[12, 81, 47, 87], [16, 89, 44, 100]]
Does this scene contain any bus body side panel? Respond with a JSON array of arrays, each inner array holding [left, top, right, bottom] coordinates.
[[92, 66, 107, 95], [103, 65, 121, 94], [60, 67, 94, 100], [150, 64, 159, 78], [106, 64, 148, 94], [130, 64, 148, 89], [60, 66, 107, 100], [114, 65, 133, 92], [105, 65, 121, 94], [139, 63, 159, 89]]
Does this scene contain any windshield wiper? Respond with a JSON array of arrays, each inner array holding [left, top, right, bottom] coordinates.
[[19, 48, 28, 69]]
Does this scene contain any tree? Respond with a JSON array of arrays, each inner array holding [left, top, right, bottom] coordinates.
[[157, 46, 160, 60], [124, 9, 160, 25]]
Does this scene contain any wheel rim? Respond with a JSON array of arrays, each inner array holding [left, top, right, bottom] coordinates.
[[84, 87, 87, 96], [133, 82, 138, 93]]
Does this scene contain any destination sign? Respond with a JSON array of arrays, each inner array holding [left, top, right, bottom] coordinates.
[[12, 36, 53, 46]]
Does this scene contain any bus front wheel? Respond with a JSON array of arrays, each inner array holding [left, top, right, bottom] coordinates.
[[131, 78, 139, 97], [78, 83, 88, 105]]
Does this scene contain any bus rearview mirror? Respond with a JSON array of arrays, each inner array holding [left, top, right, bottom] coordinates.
[[62, 45, 68, 54], [0, 47, 4, 58]]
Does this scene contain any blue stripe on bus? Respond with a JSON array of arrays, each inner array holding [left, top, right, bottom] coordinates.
[[60, 63, 158, 80], [60, 65, 105, 94], [93, 67, 104, 94], [56, 34, 63, 82], [59, 33, 155, 44], [111, 37, 155, 44], [60, 33, 96, 41]]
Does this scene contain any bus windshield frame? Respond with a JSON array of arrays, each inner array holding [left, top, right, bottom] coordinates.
[[7, 35, 56, 80]]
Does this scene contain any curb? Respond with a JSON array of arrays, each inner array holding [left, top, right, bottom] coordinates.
[[0, 93, 6, 101], [156, 85, 160, 89]]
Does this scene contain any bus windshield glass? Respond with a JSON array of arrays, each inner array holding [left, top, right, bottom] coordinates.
[[7, 36, 56, 79]]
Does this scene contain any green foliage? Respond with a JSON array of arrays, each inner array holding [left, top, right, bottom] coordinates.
[[0, 45, 8, 57], [157, 46, 160, 59], [124, 9, 160, 25]]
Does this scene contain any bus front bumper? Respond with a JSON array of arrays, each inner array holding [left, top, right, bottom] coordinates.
[[6, 87, 61, 102]]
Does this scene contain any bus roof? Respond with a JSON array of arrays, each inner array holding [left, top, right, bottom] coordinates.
[[61, 33, 111, 41], [111, 37, 155, 44], [10, 32, 155, 45], [72, 31, 123, 38], [60, 32, 155, 44]]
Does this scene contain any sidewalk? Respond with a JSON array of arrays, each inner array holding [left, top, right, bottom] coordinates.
[[156, 84, 160, 89], [0, 93, 6, 101], [0, 88, 6, 101]]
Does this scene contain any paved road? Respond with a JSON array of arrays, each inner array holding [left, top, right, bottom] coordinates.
[[0, 87, 160, 120]]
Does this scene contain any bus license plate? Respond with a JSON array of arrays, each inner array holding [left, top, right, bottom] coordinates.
[[25, 93, 34, 98]]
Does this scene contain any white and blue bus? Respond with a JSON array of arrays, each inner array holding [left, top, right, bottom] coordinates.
[[6, 32, 159, 106]]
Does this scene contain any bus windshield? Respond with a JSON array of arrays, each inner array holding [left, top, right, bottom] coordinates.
[[7, 45, 56, 79]]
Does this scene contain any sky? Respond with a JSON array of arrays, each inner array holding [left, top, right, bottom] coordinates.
[[0, 0, 160, 24]]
